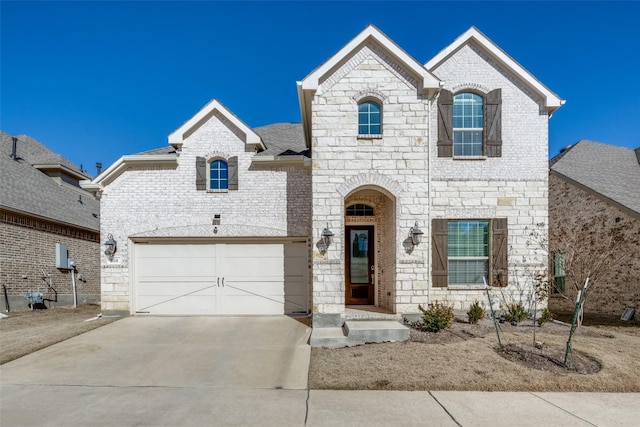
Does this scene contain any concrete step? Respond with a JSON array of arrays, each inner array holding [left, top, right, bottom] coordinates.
[[309, 327, 349, 348], [310, 320, 410, 348], [344, 320, 409, 345]]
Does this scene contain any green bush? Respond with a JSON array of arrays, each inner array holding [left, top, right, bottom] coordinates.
[[467, 301, 485, 324], [504, 302, 529, 323], [418, 301, 454, 332], [537, 308, 554, 326]]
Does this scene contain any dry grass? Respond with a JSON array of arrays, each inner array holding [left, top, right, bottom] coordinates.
[[309, 317, 640, 392], [0, 304, 121, 364]]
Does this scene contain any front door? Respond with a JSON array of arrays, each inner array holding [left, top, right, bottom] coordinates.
[[345, 226, 374, 305]]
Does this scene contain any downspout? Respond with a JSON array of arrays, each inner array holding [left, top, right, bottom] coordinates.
[[427, 83, 443, 305]]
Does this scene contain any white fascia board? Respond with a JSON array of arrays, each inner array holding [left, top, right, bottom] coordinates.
[[297, 81, 313, 148], [425, 27, 564, 113], [300, 25, 440, 93], [167, 99, 265, 150], [83, 154, 177, 189]]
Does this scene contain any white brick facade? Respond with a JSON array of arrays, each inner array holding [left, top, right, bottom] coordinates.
[[88, 25, 562, 319]]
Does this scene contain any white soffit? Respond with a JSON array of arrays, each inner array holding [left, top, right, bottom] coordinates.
[[425, 27, 565, 113], [168, 99, 265, 150]]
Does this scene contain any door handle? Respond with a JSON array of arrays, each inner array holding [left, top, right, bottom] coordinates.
[[222, 277, 225, 287], [217, 277, 220, 287]]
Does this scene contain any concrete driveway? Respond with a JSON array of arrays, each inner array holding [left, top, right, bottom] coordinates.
[[1, 316, 312, 426]]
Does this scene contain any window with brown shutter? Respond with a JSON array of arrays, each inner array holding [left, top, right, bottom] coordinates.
[[437, 89, 453, 157], [431, 219, 449, 287], [484, 89, 502, 157], [228, 156, 238, 190], [491, 218, 508, 287], [195, 156, 206, 191]]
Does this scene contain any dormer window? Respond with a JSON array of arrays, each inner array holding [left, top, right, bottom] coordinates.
[[358, 100, 381, 135], [209, 159, 228, 190]]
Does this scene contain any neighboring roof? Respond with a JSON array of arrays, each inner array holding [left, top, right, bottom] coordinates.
[[253, 123, 308, 157], [0, 132, 100, 231], [298, 24, 442, 147], [425, 26, 564, 115], [550, 140, 640, 215], [168, 99, 265, 151]]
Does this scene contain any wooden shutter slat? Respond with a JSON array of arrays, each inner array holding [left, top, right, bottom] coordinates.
[[432, 219, 448, 287], [491, 218, 508, 287], [228, 156, 238, 191], [437, 89, 453, 158], [484, 89, 502, 157], [195, 156, 206, 191]]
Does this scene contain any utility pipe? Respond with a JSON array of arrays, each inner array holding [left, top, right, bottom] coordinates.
[[71, 268, 77, 308]]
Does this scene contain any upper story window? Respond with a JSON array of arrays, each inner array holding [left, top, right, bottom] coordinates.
[[209, 159, 228, 190], [346, 204, 374, 216], [195, 156, 238, 192], [358, 101, 381, 135], [453, 93, 483, 156], [437, 88, 502, 158]]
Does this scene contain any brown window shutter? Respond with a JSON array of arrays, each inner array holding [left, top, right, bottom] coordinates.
[[432, 219, 448, 287], [195, 156, 206, 191], [228, 156, 238, 190], [437, 89, 453, 157], [484, 89, 502, 157], [491, 218, 508, 287]]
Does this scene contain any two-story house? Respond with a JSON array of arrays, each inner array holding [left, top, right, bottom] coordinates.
[[82, 26, 563, 339]]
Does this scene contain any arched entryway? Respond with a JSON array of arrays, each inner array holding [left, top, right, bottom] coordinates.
[[344, 187, 396, 312]]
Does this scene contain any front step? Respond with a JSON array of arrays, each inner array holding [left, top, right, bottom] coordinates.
[[310, 320, 409, 348]]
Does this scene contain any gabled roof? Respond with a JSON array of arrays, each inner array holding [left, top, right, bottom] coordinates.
[[425, 26, 564, 115], [168, 99, 265, 150], [550, 140, 640, 216], [0, 132, 99, 231], [298, 24, 442, 147]]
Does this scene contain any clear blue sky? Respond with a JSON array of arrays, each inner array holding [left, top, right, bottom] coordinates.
[[2, 1, 639, 176]]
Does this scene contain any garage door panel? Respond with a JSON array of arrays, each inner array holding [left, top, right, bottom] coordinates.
[[138, 281, 216, 296], [134, 241, 307, 315]]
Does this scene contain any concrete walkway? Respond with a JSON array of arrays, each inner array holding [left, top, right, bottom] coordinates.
[[1, 317, 639, 426]]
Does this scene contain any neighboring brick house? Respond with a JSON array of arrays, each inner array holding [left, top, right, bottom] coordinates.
[[549, 140, 640, 316], [82, 26, 563, 328], [0, 132, 100, 310]]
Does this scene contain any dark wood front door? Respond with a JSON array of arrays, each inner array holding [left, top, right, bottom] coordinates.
[[345, 226, 374, 305]]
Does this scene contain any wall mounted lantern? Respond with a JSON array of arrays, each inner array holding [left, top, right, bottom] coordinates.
[[104, 234, 117, 261], [410, 221, 424, 246], [320, 224, 334, 253]]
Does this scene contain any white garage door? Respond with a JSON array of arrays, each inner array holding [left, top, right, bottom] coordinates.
[[134, 241, 307, 315]]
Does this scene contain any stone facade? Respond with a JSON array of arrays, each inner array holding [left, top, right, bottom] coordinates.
[[548, 173, 640, 315], [89, 26, 563, 319]]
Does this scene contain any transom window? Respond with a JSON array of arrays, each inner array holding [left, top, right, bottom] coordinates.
[[453, 93, 483, 156], [209, 159, 228, 190], [448, 221, 489, 285], [346, 204, 374, 216], [358, 101, 381, 135]]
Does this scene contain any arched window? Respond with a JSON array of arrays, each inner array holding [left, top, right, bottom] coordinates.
[[358, 100, 381, 135], [453, 93, 483, 156], [346, 204, 374, 216], [209, 159, 228, 190]]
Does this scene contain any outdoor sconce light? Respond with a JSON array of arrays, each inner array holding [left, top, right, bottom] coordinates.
[[104, 234, 117, 261], [320, 224, 334, 253], [410, 221, 424, 246]]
